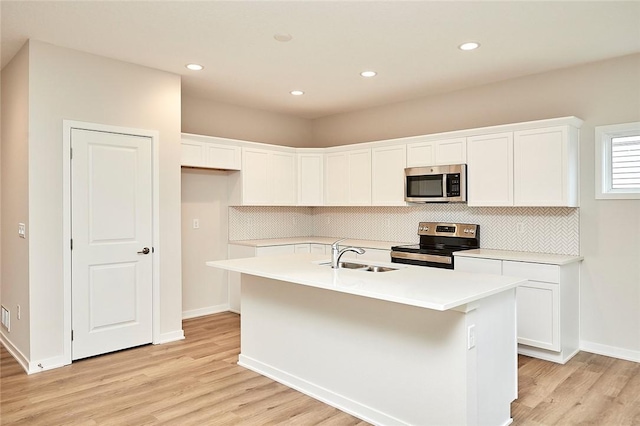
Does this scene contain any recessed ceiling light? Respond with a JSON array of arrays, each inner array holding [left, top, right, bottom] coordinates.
[[459, 42, 480, 51], [274, 33, 293, 42], [360, 71, 377, 78], [185, 63, 204, 71], [290, 90, 304, 96]]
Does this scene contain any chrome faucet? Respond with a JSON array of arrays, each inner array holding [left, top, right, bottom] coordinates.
[[331, 238, 365, 268]]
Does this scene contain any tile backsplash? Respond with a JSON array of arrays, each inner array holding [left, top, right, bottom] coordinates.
[[229, 205, 579, 255]]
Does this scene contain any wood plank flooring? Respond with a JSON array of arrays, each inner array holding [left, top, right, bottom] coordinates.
[[1, 312, 639, 425]]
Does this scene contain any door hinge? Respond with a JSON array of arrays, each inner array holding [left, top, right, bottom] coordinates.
[[70, 148, 73, 159], [71, 330, 74, 341], [70, 239, 73, 250]]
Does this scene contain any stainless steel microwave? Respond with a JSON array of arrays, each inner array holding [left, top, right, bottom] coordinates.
[[404, 164, 467, 203]]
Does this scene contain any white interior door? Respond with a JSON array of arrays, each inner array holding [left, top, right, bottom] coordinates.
[[71, 129, 153, 360]]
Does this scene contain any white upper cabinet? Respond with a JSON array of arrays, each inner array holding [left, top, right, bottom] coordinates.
[[406, 137, 466, 167], [325, 148, 371, 206], [324, 152, 349, 205], [230, 147, 296, 206], [467, 132, 514, 206], [181, 134, 241, 170], [514, 126, 579, 207], [348, 149, 372, 205], [435, 138, 467, 165], [297, 151, 324, 206], [467, 122, 580, 207], [406, 140, 435, 167], [372, 145, 407, 206]]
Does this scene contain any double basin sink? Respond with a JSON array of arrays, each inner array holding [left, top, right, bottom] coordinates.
[[322, 261, 398, 273]]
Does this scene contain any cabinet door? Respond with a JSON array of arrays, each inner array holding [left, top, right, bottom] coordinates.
[[467, 132, 514, 206], [325, 152, 349, 205], [298, 153, 324, 206], [454, 257, 502, 274], [372, 145, 407, 206], [348, 149, 372, 205], [514, 126, 576, 207], [310, 244, 327, 255], [407, 141, 436, 167], [242, 148, 271, 205], [205, 143, 241, 170], [181, 140, 206, 167], [516, 282, 560, 351], [435, 138, 466, 165], [270, 151, 297, 206]]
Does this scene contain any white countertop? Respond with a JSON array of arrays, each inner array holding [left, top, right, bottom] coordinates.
[[228, 237, 410, 251], [453, 249, 583, 265], [207, 253, 525, 311]]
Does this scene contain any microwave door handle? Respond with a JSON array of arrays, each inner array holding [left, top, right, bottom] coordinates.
[[442, 174, 447, 197]]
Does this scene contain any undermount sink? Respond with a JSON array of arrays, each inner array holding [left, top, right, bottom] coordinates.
[[320, 261, 398, 272]]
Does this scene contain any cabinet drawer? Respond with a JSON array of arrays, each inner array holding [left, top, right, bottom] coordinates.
[[294, 244, 311, 253], [256, 245, 295, 256], [503, 261, 559, 284], [454, 257, 502, 274]]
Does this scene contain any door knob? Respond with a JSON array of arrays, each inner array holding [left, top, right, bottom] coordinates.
[[137, 247, 150, 255]]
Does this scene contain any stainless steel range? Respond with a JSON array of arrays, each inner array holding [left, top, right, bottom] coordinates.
[[391, 222, 479, 269]]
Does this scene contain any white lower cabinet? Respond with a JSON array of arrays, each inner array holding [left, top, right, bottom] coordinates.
[[455, 255, 579, 364], [515, 281, 559, 351], [310, 244, 328, 255]]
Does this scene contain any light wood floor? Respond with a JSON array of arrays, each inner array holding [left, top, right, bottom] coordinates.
[[1, 313, 639, 425]]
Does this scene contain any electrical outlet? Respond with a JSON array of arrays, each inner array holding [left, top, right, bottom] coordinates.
[[516, 222, 525, 234], [193, 219, 200, 229], [467, 324, 476, 349], [384, 217, 391, 228]]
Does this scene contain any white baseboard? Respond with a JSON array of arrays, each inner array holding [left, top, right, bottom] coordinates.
[[238, 354, 406, 426], [581, 340, 640, 363], [182, 304, 229, 319], [0, 331, 30, 374], [0, 332, 67, 374], [156, 329, 185, 344]]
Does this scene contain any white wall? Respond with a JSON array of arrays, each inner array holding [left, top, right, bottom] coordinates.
[[181, 169, 230, 318], [182, 95, 313, 147], [0, 43, 31, 360], [312, 53, 640, 360], [15, 40, 183, 368]]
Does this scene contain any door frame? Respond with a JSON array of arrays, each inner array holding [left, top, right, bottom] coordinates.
[[62, 120, 161, 366]]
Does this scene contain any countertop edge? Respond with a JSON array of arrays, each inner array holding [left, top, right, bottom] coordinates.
[[207, 255, 525, 312], [453, 249, 583, 265]]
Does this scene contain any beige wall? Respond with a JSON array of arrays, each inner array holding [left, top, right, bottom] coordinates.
[[24, 41, 183, 366], [313, 54, 640, 358], [182, 95, 313, 147], [181, 169, 230, 317], [0, 43, 31, 359]]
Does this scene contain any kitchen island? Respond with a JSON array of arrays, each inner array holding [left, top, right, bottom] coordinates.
[[207, 253, 526, 426]]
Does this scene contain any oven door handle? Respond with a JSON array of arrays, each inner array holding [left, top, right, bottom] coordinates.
[[390, 251, 452, 265]]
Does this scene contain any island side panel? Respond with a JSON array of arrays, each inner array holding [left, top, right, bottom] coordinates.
[[474, 288, 517, 425], [238, 274, 474, 426]]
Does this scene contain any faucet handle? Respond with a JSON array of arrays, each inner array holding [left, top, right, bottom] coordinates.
[[331, 238, 347, 249]]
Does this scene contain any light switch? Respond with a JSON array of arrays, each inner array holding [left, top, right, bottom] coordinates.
[[18, 223, 26, 239]]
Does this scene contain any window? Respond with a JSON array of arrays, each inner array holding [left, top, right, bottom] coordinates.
[[595, 122, 640, 199]]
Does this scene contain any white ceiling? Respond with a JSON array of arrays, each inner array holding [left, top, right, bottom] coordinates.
[[2, 1, 640, 119]]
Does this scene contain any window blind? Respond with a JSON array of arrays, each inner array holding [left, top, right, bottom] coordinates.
[[611, 135, 640, 189]]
